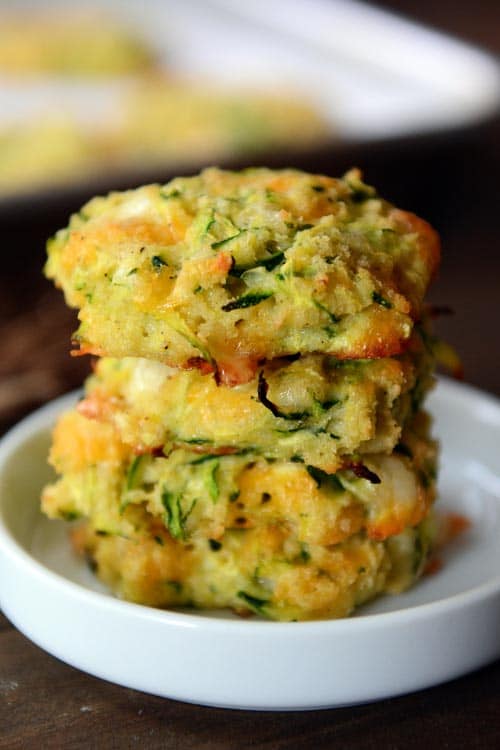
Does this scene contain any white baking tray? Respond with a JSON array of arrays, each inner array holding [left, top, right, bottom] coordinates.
[[202, 0, 500, 139], [2, 0, 499, 138], [0, 0, 499, 209]]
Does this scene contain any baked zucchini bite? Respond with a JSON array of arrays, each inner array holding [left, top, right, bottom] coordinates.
[[45, 167, 439, 384], [42, 405, 437, 549], [72, 513, 436, 621], [77, 331, 433, 472]]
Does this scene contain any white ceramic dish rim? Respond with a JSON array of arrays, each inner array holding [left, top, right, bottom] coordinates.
[[1, 378, 500, 638], [2, 377, 500, 709]]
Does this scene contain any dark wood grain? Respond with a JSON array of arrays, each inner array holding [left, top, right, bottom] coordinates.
[[1, 602, 499, 750], [2, 1, 500, 747]]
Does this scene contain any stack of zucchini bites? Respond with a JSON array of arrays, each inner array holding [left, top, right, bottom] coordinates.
[[42, 167, 441, 621]]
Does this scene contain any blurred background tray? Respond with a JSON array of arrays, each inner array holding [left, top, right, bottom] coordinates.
[[1, 0, 499, 219]]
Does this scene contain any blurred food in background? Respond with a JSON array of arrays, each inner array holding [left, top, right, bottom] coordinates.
[[0, 10, 157, 75], [0, 117, 97, 194], [115, 78, 329, 168], [0, 78, 330, 196], [0, 6, 330, 197], [0, 0, 498, 205]]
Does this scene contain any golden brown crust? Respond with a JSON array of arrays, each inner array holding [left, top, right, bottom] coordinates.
[[46, 168, 439, 373]]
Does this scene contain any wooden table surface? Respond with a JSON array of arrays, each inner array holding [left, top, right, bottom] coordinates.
[[2, 2, 500, 747]]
